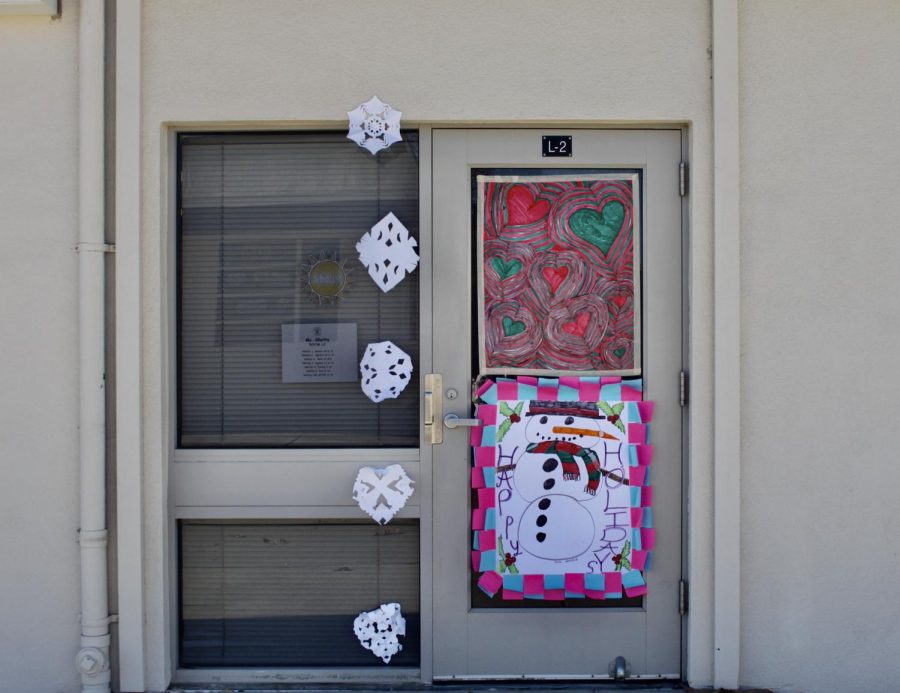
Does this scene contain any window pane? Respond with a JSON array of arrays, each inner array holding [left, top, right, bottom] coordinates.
[[178, 133, 420, 447], [180, 521, 420, 667]]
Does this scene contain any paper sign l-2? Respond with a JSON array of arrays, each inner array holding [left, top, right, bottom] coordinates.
[[541, 135, 572, 157]]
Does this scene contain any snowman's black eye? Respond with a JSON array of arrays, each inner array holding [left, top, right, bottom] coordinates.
[[539, 416, 548, 424], [564, 416, 575, 425]]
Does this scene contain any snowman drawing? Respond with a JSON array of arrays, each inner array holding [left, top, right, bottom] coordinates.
[[512, 401, 622, 562]]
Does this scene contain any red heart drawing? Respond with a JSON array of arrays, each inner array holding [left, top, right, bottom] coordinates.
[[562, 312, 591, 338], [541, 266, 569, 294], [507, 186, 550, 225], [609, 293, 629, 310]]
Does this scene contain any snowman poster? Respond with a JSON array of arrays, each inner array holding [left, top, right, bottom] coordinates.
[[471, 376, 654, 600]]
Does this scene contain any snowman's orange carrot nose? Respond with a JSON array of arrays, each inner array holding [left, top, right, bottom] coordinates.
[[552, 426, 618, 440]]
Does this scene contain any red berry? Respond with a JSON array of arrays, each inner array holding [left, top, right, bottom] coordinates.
[[510, 414, 521, 423], [608, 415, 619, 424]]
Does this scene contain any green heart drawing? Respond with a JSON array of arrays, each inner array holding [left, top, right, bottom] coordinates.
[[613, 347, 626, 358], [491, 257, 523, 280], [569, 201, 625, 254], [502, 316, 526, 337]]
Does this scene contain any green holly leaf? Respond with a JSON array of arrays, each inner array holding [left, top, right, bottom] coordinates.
[[619, 558, 631, 571], [621, 540, 631, 558], [509, 563, 519, 574], [612, 403, 624, 416], [615, 419, 626, 434], [498, 418, 512, 442], [513, 402, 524, 416], [598, 401, 614, 416], [499, 402, 514, 416]]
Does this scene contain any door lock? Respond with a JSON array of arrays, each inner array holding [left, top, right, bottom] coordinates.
[[443, 413, 483, 429]]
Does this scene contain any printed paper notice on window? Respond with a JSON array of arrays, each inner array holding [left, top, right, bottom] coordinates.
[[282, 323, 358, 383]]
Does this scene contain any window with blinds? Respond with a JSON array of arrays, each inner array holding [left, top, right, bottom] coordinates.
[[178, 132, 420, 448], [179, 521, 420, 667]]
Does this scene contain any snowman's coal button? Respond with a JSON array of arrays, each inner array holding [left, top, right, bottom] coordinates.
[[536, 532, 547, 543], [543, 478, 556, 490], [536, 514, 548, 527], [538, 498, 551, 510], [542, 459, 558, 472]]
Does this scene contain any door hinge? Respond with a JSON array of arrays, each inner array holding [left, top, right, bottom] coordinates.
[[679, 579, 689, 615], [679, 161, 689, 197], [679, 370, 689, 407]]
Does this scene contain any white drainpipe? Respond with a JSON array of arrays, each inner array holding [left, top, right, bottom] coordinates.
[[75, 1, 112, 692]]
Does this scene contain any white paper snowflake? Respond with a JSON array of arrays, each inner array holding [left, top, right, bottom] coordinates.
[[353, 603, 406, 664], [352, 465, 415, 525], [347, 96, 403, 155], [359, 340, 413, 403], [356, 212, 419, 293]]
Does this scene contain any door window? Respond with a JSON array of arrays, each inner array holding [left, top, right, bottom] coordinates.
[[178, 132, 420, 448], [179, 520, 420, 667]]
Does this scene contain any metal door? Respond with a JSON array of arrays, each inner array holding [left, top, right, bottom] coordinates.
[[431, 129, 683, 680]]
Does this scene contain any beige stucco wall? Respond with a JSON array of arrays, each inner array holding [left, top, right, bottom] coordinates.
[[0, 7, 81, 693], [7, 2, 899, 692], [739, 2, 900, 692], [137, 1, 714, 690]]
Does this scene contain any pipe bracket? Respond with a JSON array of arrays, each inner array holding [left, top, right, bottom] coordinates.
[[76, 242, 115, 254]]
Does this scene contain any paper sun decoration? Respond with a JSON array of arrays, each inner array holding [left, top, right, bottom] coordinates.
[[299, 251, 351, 304], [347, 96, 403, 155]]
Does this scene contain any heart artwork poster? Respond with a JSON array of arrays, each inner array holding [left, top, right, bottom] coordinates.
[[477, 174, 641, 376]]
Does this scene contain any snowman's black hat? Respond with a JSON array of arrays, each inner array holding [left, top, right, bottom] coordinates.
[[526, 401, 602, 419]]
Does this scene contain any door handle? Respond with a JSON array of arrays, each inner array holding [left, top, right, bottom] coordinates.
[[424, 374, 443, 445], [443, 413, 483, 429]]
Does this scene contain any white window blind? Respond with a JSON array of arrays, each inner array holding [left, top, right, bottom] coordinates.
[[178, 133, 420, 448], [180, 521, 420, 667]]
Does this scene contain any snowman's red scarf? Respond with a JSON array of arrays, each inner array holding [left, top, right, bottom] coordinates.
[[524, 440, 603, 494]]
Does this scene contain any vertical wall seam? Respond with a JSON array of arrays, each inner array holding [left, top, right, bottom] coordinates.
[[712, 0, 741, 688], [115, 0, 145, 690]]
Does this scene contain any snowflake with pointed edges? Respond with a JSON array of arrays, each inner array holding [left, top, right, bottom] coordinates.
[[347, 96, 403, 155]]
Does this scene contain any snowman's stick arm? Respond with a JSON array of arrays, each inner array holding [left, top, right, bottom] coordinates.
[[597, 466, 629, 486], [493, 463, 629, 485]]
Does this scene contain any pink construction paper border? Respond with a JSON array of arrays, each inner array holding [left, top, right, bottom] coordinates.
[[471, 376, 653, 600]]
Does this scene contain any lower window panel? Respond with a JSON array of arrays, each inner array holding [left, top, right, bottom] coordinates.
[[179, 520, 420, 668]]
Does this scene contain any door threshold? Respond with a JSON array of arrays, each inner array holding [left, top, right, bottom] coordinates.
[[170, 682, 685, 693]]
